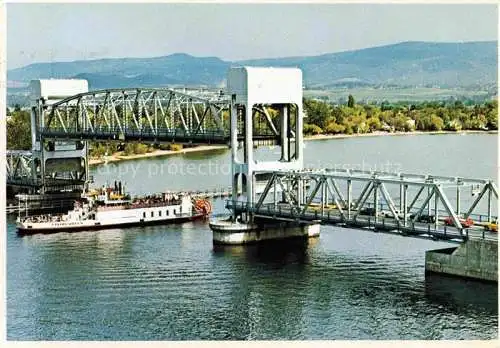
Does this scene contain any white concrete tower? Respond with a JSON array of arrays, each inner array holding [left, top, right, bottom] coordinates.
[[30, 79, 89, 192], [227, 67, 304, 221]]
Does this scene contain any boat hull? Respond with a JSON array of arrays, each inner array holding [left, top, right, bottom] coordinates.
[[17, 214, 207, 236]]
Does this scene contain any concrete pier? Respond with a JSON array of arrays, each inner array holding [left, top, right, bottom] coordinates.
[[210, 219, 320, 245], [425, 239, 498, 282]]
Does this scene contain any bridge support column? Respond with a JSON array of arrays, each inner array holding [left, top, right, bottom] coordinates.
[[399, 183, 403, 212], [347, 180, 352, 220], [211, 67, 311, 244], [425, 239, 497, 282], [487, 184, 492, 222], [30, 79, 90, 195], [403, 184, 408, 227], [210, 219, 319, 245], [434, 187, 439, 231], [427, 186, 432, 217]]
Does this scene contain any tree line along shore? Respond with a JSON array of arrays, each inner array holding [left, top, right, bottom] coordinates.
[[6, 96, 498, 163], [302, 96, 497, 136]]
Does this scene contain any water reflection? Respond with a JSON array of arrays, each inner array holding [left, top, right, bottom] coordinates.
[[213, 237, 312, 266], [8, 135, 499, 340], [212, 237, 314, 339], [425, 273, 498, 315], [181, 148, 229, 160]]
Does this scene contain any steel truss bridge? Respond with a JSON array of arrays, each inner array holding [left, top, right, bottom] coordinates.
[[38, 87, 282, 144], [6, 151, 34, 186], [7, 87, 284, 190], [6, 150, 86, 191], [228, 169, 498, 242]]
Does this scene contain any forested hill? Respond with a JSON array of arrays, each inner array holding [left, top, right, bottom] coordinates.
[[8, 41, 497, 90]]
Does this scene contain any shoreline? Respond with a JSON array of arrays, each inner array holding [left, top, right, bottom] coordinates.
[[88, 130, 497, 166], [304, 129, 498, 141], [89, 145, 228, 166]]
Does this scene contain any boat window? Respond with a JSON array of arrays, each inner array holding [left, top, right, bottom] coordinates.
[[143, 212, 146, 218], [159, 211, 162, 217], [151, 211, 154, 217], [173, 209, 176, 215], [166, 210, 169, 216]]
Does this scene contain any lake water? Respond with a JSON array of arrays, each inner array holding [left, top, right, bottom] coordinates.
[[6, 133, 498, 340]]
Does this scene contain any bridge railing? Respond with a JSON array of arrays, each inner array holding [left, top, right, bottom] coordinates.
[[36, 87, 284, 145], [40, 126, 229, 142], [346, 201, 497, 224], [225, 200, 497, 242], [40, 126, 280, 144]]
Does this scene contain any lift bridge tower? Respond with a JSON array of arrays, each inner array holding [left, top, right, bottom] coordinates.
[[210, 67, 320, 243], [29, 79, 89, 195]]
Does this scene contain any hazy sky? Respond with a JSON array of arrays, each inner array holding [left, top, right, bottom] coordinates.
[[7, 3, 498, 69]]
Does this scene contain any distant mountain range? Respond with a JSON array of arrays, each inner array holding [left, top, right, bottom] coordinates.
[[7, 41, 497, 92]]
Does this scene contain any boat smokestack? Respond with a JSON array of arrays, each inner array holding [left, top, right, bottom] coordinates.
[[119, 181, 122, 195]]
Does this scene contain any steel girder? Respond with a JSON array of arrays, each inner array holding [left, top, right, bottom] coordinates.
[[36, 88, 281, 144], [242, 169, 498, 232], [6, 150, 34, 182], [39, 88, 229, 142]]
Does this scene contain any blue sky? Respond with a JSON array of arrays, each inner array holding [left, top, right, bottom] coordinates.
[[7, 3, 498, 69]]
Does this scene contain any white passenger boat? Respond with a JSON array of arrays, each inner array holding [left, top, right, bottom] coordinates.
[[16, 182, 212, 235]]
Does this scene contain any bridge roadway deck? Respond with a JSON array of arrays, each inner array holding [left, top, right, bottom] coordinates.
[[39, 128, 278, 145], [227, 201, 498, 243], [7, 177, 86, 188]]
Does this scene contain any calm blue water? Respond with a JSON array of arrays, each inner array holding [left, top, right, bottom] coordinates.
[[6, 134, 498, 340]]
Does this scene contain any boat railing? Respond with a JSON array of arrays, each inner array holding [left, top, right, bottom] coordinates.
[[128, 200, 182, 209], [22, 213, 65, 223]]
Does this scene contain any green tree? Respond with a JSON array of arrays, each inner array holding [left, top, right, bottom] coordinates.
[[168, 143, 183, 151], [415, 113, 431, 131], [344, 123, 354, 135], [367, 116, 382, 132], [390, 113, 410, 132], [332, 107, 345, 124], [381, 101, 391, 111], [351, 114, 368, 133], [363, 104, 375, 118], [300, 97, 496, 135], [347, 94, 355, 108], [429, 115, 444, 131], [325, 122, 345, 134], [485, 100, 498, 130], [445, 119, 462, 131], [7, 109, 31, 150], [303, 123, 323, 135], [453, 100, 465, 111], [468, 115, 487, 130], [303, 99, 332, 129], [123, 143, 135, 156]]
